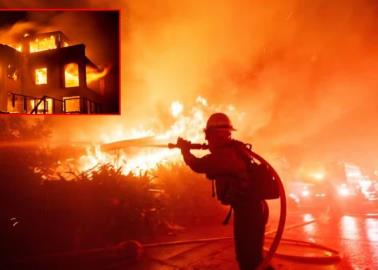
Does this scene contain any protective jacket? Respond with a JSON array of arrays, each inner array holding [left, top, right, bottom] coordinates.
[[181, 139, 265, 270], [182, 140, 254, 205]]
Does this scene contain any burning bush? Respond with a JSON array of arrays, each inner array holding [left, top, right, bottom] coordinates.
[[0, 106, 229, 258], [0, 136, 226, 258]]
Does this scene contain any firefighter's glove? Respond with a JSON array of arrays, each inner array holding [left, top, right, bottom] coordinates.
[[176, 137, 192, 152]]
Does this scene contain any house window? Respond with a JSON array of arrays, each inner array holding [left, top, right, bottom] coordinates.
[[30, 98, 53, 114], [30, 35, 56, 53], [45, 98, 53, 114], [35, 68, 47, 85], [7, 94, 24, 113], [7, 64, 19, 81], [64, 96, 81, 113], [64, 63, 79, 88]]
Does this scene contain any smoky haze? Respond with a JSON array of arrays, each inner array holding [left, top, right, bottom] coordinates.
[[0, 10, 117, 66], [124, 0, 378, 171], [0, 0, 377, 174]]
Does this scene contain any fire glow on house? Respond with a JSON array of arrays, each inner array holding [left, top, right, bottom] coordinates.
[[0, 10, 119, 114]]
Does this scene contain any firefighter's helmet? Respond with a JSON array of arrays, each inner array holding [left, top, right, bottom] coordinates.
[[205, 113, 236, 132]]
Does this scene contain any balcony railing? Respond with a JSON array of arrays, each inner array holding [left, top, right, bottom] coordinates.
[[7, 93, 101, 114]]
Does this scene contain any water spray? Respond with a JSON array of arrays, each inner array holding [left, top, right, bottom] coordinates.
[[99, 136, 208, 151]]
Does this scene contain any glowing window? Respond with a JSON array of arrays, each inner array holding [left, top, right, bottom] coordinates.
[[7, 64, 19, 81], [64, 96, 81, 113], [30, 36, 56, 53], [7, 94, 24, 113], [65, 63, 79, 88], [35, 68, 47, 85], [29, 98, 53, 114]]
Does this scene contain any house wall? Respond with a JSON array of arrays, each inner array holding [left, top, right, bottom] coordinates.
[[21, 44, 102, 105], [23, 44, 86, 96], [0, 45, 22, 112], [1, 40, 105, 113]]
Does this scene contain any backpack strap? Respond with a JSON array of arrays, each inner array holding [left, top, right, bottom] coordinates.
[[232, 140, 254, 165]]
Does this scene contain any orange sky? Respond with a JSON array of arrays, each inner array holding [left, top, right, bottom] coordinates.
[[1, 0, 377, 173]]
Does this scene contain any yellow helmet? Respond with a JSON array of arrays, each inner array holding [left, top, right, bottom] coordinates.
[[205, 113, 236, 132]]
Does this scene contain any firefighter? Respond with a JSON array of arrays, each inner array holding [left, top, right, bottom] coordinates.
[[177, 113, 270, 270]]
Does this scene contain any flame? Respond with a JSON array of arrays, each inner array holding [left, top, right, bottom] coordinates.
[[15, 45, 22, 52], [64, 63, 79, 87], [30, 35, 56, 53], [30, 98, 53, 114], [86, 66, 110, 84], [35, 68, 47, 85], [55, 97, 243, 178], [64, 64, 110, 87], [77, 98, 203, 176], [63, 96, 81, 113], [170, 101, 183, 118]]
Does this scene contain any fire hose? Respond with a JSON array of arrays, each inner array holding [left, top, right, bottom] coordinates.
[[251, 150, 286, 270]]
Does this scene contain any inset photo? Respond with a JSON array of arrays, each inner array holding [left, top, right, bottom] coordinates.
[[0, 9, 120, 114]]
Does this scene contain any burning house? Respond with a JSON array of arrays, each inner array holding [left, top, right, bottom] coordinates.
[[0, 31, 109, 114]]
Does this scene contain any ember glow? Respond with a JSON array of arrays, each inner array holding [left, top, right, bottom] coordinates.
[[35, 68, 47, 84], [29, 35, 56, 53], [64, 63, 79, 87], [78, 98, 207, 176], [170, 101, 183, 118], [15, 45, 22, 52], [30, 98, 53, 114], [86, 66, 110, 85]]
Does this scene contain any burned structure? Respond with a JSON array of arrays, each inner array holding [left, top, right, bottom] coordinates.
[[0, 31, 109, 114]]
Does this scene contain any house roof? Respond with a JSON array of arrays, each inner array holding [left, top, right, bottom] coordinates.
[[23, 31, 69, 42]]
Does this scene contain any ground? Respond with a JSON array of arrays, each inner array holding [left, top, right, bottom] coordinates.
[[123, 204, 378, 270], [8, 203, 377, 270]]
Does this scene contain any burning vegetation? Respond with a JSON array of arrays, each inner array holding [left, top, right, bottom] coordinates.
[[44, 96, 244, 178], [0, 117, 228, 261]]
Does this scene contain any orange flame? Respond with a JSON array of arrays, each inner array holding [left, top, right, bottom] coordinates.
[[35, 68, 47, 85], [15, 45, 22, 52], [87, 66, 110, 85], [30, 35, 56, 53], [64, 63, 79, 87], [65, 97, 244, 177]]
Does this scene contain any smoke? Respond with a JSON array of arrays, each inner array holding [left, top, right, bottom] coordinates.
[[1, 0, 378, 172], [0, 20, 35, 45], [121, 0, 378, 171], [0, 9, 117, 66]]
